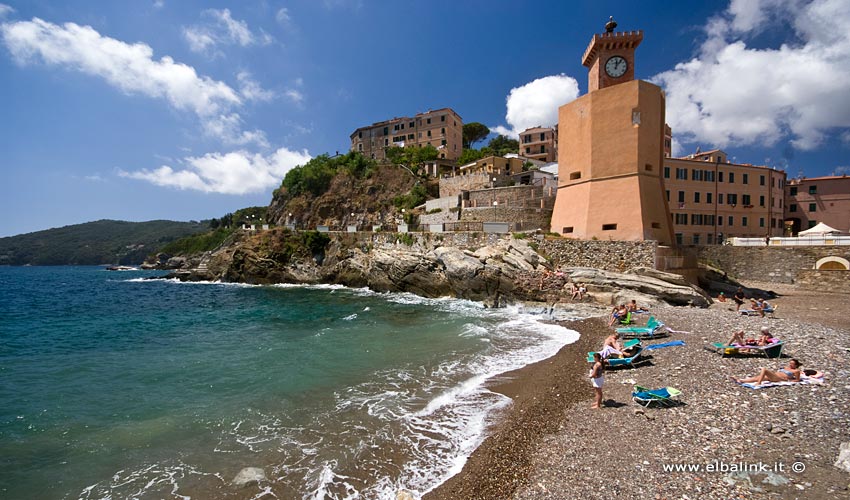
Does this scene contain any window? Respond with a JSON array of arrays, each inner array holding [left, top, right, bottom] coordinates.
[[759, 195, 765, 207], [676, 168, 687, 180], [666, 190, 670, 201], [678, 191, 685, 203], [808, 220, 818, 229], [742, 217, 748, 227], [563, 227, 574, 234], [652, 222, 661, 229], [441, 127, 445, 134], [602, 223, 618, 231], [523, 135, 531, 143], [525, 147, 531, 154], [441, 139, 447, 146], [718, 171, 724, 182], [675, 213, 688, 224], [728, 216, 733, 226], [440, 115, 445, 122], [427, 130, 432, 137], [358, 131, 362, 139], [728, 193, 738, 205], [790, 186, 798, 196], [357, 143, 362, 151], [540, 145, 546, 153], [809, 203, 817, 212], [645, 164, 653, 171], [692, 234, 700, 245], [694, 192, 701, 203], [760, 175, 765, 186], [664, 166, 670, 178], [691, 214, 703, 225], [426, 118, 431, 124], [809, 185, 817, 194], [409, 121, 414, 128], [692, 169, 703, 181], [742, 173, 748, 184], [705, 170, 715, 182], [383, 127, 389, 135], [742, 194, 751, 205], [718, 193, 724, 204], [393, 124, 399, 131], [760, 218, 765, 227], [569, 172, 581, 180], [729, 172, 735, 183], [790, 204, 797, 213], [718, 217, 723, 226], [384, 138, 389, 146], [540, 132, 545, 141], [706, 192, 713, 204], [675, 233, 684, 245], [707, 234, 714, 244]]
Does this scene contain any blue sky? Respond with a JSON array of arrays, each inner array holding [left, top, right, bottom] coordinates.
[[1, 0, 848, 237]]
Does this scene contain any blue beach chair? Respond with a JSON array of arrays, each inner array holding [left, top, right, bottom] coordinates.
[[632, 385, 682, 407]]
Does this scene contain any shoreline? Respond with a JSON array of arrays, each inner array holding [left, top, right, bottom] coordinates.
[[423, 316, 611, 500], [424, 285, 850, 499]]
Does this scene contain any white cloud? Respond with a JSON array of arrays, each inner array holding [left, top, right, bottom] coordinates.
[[0, 17, 272, 145], [152, 1, 165, 10], [237, 71, 275, 102], [284, 88, 304, 104], [832, 165, 850, 176], [119, 147, 312, 195], [276, 8, 291, 25], [183, 8, 271, 55], [491, 74, 580, 138], [652, 0, 850, 152], [0, 4, 14, 18]]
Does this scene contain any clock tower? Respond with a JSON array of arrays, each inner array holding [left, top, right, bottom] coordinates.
[[584, 17, 643, 92], [550, 19, 675, 246]]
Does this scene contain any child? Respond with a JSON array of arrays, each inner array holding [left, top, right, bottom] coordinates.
[[590, 352, 605, 409]]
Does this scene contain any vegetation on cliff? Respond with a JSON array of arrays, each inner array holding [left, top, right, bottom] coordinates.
[[0, 219, 208, 266]]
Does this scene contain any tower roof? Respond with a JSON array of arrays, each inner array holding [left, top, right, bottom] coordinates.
[[582, 30, 643, 67]]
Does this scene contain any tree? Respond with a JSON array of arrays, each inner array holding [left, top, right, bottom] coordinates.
[[463, 122, 490, 149], [457, 148, 486, 165], [386, 145, 438, 176], [487, 135, 519, 156]]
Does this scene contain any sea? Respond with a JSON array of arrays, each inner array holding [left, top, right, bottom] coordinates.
[[0, 266, 584, 499]]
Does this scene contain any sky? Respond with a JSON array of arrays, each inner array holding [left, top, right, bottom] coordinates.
[[1, 0, 849, 237]]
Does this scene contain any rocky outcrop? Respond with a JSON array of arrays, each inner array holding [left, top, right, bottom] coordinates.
[[164, 231, 711, 308]]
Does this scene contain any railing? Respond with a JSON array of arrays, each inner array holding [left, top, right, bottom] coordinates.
[[728, 236, 850, 246]]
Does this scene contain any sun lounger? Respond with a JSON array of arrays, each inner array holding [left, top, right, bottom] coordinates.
[[616, 316, 669, 339], [711, 341, 784, 359], [587, 340, 644, 368], [737, 374, 824, 390], [632, 385, 682, 407], [739, 305, 777, 317]]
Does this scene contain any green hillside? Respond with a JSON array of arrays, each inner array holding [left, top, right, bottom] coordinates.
[[0, 219, 209, 266]]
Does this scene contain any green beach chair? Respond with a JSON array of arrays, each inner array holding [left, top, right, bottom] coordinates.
[[632, 385, 682, 407]]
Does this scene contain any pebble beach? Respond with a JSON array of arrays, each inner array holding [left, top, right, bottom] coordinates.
[[425, 282, 850, 500]]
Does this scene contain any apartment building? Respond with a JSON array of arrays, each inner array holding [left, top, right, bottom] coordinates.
[[663, 149, 787, 245], [349, 108, 463, 162], [785, 176, 850, 234], [518, 126, 557, 162]]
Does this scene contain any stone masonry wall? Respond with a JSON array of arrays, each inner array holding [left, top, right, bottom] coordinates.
[[697, 246, 850, 284], [795, 269, 850, 293]]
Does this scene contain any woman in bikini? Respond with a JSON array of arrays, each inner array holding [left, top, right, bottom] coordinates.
[[732, 359, 802, 385]]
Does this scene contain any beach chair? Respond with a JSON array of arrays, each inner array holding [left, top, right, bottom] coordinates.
[[587, 340, 644, 368], [711, 341, 785, 359], [616, 316, 668, 339], [632, 385, 682, 407], [618, 311, 633, 325]]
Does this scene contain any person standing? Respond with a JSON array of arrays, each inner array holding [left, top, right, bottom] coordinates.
[[733, 287, 746, 311], [590, 352, 605, 409]]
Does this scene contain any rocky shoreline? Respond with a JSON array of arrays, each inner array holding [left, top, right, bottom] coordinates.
[[424, 282, 850, 499]]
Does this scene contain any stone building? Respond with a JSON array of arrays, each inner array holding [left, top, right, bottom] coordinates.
[[663, 149, 787, 245], [785, 176, 850, 234], [349, 108, 463, 161], [518, 126, 557, 162]]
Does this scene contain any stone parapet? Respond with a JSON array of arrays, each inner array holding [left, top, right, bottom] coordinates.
[[795, 270, 850, 293], [697, 246, 850, 284]]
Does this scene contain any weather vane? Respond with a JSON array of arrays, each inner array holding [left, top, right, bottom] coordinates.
[[605, 16, 617, 33]]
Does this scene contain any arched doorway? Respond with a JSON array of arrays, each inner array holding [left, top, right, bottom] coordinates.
[[815, 256, 850, 270]]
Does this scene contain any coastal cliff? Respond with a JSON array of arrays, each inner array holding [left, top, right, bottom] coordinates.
[[162, 229, 711, 307]]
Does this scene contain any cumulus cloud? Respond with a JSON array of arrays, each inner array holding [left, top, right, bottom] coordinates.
[[237, 71, 275, 102], [0, 4, 14, 18], [652, 0, 850, 152], [152, 1, 165, 10], [0, 17, 268, 146], [491, 74, 580, 138], [275, 8, 291, 25], [119, 147, 312, 195], [183, 8, 271, 55]]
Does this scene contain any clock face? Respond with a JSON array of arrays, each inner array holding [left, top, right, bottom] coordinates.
[[605, 56, 628, 78]]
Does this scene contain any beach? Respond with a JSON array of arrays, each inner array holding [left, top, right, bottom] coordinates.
[[425, 282, 850, 499]]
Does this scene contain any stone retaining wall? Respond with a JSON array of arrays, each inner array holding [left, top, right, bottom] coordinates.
[[795, 269, 850, 293], [697, 246, 850, 284]]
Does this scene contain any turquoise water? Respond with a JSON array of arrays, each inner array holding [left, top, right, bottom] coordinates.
[[0, 267, 581, 499]]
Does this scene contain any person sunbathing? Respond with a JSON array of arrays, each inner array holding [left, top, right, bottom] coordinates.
[[732, 359, 802, 385], [599, 332, 637, 359], [627, 299, 649, 313], [607, 304, 628, 327], [728, 326, 776, 347]]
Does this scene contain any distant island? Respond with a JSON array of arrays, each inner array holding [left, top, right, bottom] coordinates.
[[0, 219, 209, 266]]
